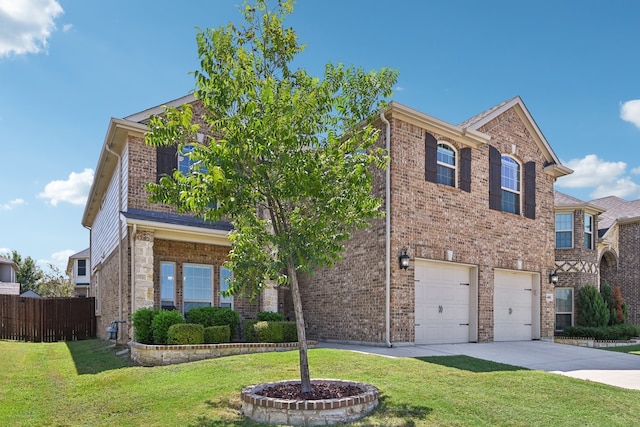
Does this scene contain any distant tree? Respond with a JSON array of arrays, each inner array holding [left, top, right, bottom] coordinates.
[[145, 0, 397, 392], [10, 250, 43, 294], [37, 264, 73, 297], [576, 285, 609, 327]]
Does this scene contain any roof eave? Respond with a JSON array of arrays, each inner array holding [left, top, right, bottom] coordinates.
[[122, 214, 231, 247], [81, 118, 148, 227], [383, 101, 490, 148]]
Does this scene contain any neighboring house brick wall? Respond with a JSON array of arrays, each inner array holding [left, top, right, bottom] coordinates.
[[616, 222, 640, 325]]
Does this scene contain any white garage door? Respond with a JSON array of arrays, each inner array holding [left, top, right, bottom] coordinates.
[[414, 261, 473, 344], [494, 271, 536, 341]]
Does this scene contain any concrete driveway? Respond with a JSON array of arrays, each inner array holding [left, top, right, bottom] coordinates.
[[318, 340, 640, 390]]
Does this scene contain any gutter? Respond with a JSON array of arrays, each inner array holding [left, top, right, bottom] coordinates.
[[380, 111, 392, 348]]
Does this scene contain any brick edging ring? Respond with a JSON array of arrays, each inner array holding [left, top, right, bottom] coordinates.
[[241, 379, 379, 426]]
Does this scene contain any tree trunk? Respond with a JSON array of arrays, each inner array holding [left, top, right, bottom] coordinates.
[[287, 261, 311, 393]]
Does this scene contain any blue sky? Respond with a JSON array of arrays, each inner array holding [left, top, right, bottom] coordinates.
[[1, 0, 639, 271]]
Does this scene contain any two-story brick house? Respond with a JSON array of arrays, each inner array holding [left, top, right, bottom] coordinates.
[[286, 96, 572, 345], [85, 94, 572, 344], [552, 191, 604, 332], [82, 95, 271, 342]]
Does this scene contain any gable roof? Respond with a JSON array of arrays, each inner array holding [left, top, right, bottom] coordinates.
[[554, 190, 605, 215], [0, 255, 18, 269], [461, 96, 572, 178], [590, 195, 640, 231]]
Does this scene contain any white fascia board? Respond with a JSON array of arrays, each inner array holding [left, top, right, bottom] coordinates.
[[385, 101, 490, 148], [122, 213, 231, 247], [124, 94, 196, 123]]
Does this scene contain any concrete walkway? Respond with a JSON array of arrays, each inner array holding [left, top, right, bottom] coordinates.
[[318, 340, 640, 391]]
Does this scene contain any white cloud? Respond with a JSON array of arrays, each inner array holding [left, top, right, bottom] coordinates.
[[50, 249, 76, 269], [0, 0, 64, 58], [621, 100, 640, 129], [589, 176, 640, 199], [0, 198, 26, 211], [62, 23, 72, 32], [556, 154, 626, 188], [38, 168, 94, 206]]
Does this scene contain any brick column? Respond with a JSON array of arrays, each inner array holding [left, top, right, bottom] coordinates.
[[261, 280, 279, 313], [134, 230, 155, 310]]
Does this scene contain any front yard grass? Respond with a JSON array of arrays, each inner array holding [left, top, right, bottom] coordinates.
[[602, 344, 640, 355], [1, 339, 639, 426]]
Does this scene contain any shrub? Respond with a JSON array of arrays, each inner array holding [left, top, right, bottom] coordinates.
[[131, 307, 156, 344], [167, 323, 204, 345], [152, 310, 185, 344], [186, 307, 239, 338], [576, 285, 609, 327], [204, 325, 231, 344], [564, 324, 640, 340], [257, 311, 285, 322], [244, 320, 297, 343], [611, 286, 629, 325]]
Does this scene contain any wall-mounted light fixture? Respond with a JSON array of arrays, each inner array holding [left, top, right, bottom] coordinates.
[[549, 271, 559, 284], [399, 248, 410, 270]]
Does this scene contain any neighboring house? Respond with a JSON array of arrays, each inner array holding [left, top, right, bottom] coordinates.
[[0, 256, 20, 295], [82, 95, 268, 342], [288, 96, 572, 345], [66, 248, 91, 297], [553, 191, 604, 332], [84, 94, 572, 345], [589, 195, 640, 326], [20, 290, 41, 298]]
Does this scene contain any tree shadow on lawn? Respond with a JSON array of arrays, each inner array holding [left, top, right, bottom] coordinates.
[[415, 355, 528, 373], [66, 339, 135, 375]]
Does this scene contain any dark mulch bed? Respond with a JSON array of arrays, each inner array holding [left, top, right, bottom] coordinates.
[[256, 382, 363, 400]]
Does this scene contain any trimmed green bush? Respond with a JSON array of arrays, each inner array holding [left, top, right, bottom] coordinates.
[[204, 325, 231, 344], [576, 285, 609, 327], [185, 307, 240, 338], [564, 324, 640, 340], [244, 320, 298, 343], [152, 310, 185, 344], [131, 307, 156, 344], [257, 311, 285, 322], [167, 323, 204, 345]]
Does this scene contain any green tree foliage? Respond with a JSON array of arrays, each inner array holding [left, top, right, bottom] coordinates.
[[576, 285, 610, 327], [10, 250, 43, 294], [145, 0, 397, 392], [37, 264, 73, 297]]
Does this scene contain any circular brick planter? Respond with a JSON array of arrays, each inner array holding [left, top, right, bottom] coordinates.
[[241, 379, 379, 426]]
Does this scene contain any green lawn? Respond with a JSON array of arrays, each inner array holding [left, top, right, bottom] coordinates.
[[1, 339, 639, 426], [603, 344, 640, 355]]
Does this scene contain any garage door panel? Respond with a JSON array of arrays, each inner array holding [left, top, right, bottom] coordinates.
[[494, 272, 535, 342], [414, 262, 472, 345]]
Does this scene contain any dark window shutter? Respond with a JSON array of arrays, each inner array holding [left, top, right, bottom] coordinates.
[[156, 145, 177, 183], [524, 161, 536, 219], [425, 132, 437, 183], [488, 145, 502, 211], [459, 147, 471, 193]]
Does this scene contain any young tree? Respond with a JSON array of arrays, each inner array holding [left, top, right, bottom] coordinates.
[[37, 264, 73, 297], [145, 0, 397, 393], [10, 250, 43, 294], [576, 285, 609, 327]]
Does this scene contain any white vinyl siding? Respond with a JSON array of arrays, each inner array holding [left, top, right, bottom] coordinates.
[[90, 145, 128, 272]]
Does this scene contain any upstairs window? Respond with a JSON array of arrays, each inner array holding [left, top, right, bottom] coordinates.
[[436, 143, 456, 187], [501, 156, 521, 214], [178, 144, 197, 175], [584, 214, 594, 249], [555, 213, 573, 248], [77, 259, 86, 277]]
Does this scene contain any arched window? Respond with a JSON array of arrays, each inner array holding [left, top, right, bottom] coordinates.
[[501, 155, 520, 214], [436, 143, 456, 187]]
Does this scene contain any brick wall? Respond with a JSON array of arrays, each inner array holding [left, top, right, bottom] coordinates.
[[615, 222, 640, 325], [297, 105, 557, 344]]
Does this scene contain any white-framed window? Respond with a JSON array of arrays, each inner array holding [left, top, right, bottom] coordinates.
[[183, 264, 213, 313], [436, 142, 456, 188], [77, 259, 87, 277], [501, 155, 521, 214], [160, 262, 176, 309], [555, 213, 573, 248], [555, 287, 573, 332], [178, 144, 196, 175], [584, 214, 594, 249], [220, 267, 233, 308]]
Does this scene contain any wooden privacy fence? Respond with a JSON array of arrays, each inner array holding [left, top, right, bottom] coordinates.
[[0, 295, 96, 342]]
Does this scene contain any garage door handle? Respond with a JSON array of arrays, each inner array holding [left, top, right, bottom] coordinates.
[[415, 324, 420, 326], [459, 323, 469, 326], [524, 323, 532, 326]]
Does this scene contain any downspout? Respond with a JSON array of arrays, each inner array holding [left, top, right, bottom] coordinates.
[[130, 223, 137, 336], [380, 111, 392, 348], [105, 144, 123, 330]]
